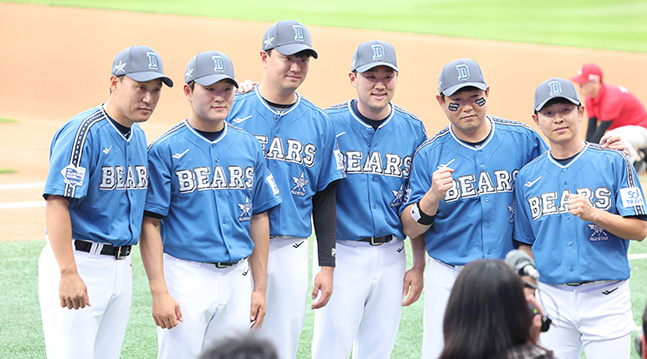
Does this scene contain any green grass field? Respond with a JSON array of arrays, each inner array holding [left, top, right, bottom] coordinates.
[[4, 0, 647, 53], [2, 1, 647, 358]]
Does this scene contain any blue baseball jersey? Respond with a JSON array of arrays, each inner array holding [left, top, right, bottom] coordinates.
[[226, 88, 345, 238], [403, 116, 547, 265], [145, 120, 282, 263], [326, 101, 427, 240], [514, 143, 646, 284], [43, 105, 148, 247]]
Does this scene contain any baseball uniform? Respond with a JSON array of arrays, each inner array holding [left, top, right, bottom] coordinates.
[[514, 77, 647, 359], [145, 119, 282, 358], [404, 116, 547, 358], [311, 40, 427, 359], [226, 20, 344, 359], [514, 143, 644, 359], [227, 86, 344, 358], [38, 45, 172, 359]]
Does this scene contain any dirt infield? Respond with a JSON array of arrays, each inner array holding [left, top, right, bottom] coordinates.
[[1, 2, 647, 241]]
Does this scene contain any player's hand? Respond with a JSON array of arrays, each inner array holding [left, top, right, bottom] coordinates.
[[59, 272, 90, 310], [567, 193, 597, 222], [401, 265, 424, 306], [600, 134, 629, 156], [428, 167, 454, 202], [250, 290, 266, 330], [151, 291, 183, 329], [311, 266, 334, 309], [526, 294, 544, 344], [237, 79, 258, 93]]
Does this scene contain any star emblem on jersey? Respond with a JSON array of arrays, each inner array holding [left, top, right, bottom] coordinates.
[[588, 224, 608, 242], [172, 149, 190, 159], [238, 198, 253, 222], [185, 68, 194, 81], [508, 204, 515, 223], [291, 172, 308, 197], [264, 36, 274, 49], [390, 184, 406, 207], [114, 61, 127, 74], [102, 146, 112, 154]]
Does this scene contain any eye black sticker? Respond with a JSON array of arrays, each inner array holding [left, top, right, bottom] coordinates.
[[448, 103, 459, 112], [475, 97, 486, 107]]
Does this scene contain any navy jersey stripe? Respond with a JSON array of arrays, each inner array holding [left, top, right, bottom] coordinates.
[[64, 109, 105, 197]]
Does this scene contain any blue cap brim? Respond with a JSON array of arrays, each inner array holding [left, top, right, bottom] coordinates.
[[194, 74, 238, 88], [355, 62, 399, 73], [275, 44, 318, 59], [442, 82, 487, 96]]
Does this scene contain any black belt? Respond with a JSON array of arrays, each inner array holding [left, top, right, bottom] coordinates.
[[358, 235, 394, 246], [211, 259, 244, 269], [564, 280, 607, 286], [74, 240, 132, 260]]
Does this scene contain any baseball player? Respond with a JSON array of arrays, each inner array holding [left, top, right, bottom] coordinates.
[[514, 78, 647, 359], [570, 63, 647, 173], [310, 40, 428, 359], [399, 58, 549, 359], [139, 51, 282, 359], [226, 20, 345, 359], [38, 45, 173, 359]]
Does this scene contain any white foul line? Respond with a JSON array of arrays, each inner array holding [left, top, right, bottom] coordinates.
[[629, 253, 647, 260], [0, 182, 45, 190], [0, 201, 45, 209]]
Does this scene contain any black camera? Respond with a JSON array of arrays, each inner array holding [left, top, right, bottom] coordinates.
[[529, 301, 551, 332]]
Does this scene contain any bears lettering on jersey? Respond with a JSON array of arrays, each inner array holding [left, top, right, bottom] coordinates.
[[444, 169, 517, 202], [527, 187, 612, 220], [99, 165, 148, 190], [253, 135, 316, 167], [176, 166, 255, 194], [343, 151, 412, 178]]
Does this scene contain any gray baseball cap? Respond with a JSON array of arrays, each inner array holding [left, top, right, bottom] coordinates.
[[184, 51, 238, 88], [262, 20, 318, 59], [111, 45, 173, 87], [350, 40, 399, 73], [437, 58, 486, 96], [533, 78, 581, 111]]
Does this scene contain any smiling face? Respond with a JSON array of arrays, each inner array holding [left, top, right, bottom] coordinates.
[[533, 99, 584, 148], [108, 75, 163, 127], [350, 66, 398, 120], [437, 87, 490, 141], [261, 49, 311, 98], [185, 79, 235, 131]]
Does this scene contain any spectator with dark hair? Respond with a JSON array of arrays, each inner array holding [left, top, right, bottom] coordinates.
[[439, 259, 552, 359], [200, 335, 278, 359]]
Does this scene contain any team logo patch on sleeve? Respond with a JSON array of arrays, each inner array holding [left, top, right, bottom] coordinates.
[[61, 164, 86, 187], [238, 198, 253, 222], [266, 173, 280, 196], [620, 187, 645, 208]]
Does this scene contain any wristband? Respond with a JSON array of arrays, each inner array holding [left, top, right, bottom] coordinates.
[[410, 201, 435, 225]]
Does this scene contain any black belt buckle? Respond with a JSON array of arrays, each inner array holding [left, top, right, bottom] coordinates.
[[113, 246, 130, 260], [214, 260, 239, 269], [362, 235, 392, 246]]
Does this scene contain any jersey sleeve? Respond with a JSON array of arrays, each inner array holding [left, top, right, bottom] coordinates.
[[614, 152, 647, 218], [316, 113, 345, 191], [44, 121, 97, 204], [145, 142, 173, 217], [597, 87, 624, 123], [251, 140, 282, 214], [400, 144, 432, 214], [513, 169, 536, 245]]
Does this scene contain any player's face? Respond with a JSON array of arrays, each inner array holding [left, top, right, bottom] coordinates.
[[110, 75, 163, 126], [533, 102, 584, 146], [578, 81, 596, 97], [350, 66, 398, 119], [185, 80, 235, 130], [437, 88, 489, 138], [261, 50, 310, 93]]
